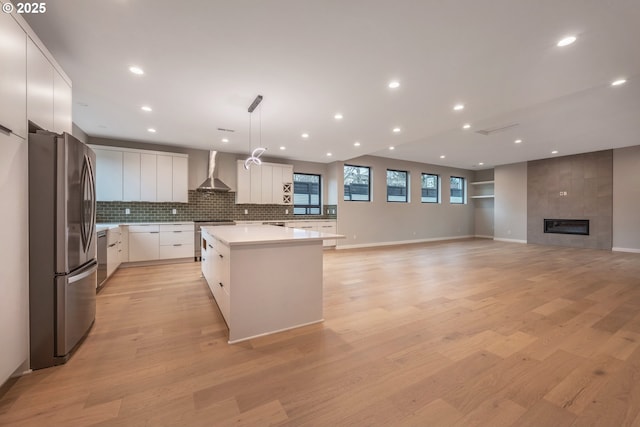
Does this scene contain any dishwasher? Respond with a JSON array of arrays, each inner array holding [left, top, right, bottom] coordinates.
[[96, 230, 107, 290]]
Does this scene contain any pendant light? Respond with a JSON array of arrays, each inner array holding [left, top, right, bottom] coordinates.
[[244, 95, 266, 170]]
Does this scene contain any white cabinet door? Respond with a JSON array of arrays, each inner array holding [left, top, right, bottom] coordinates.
[[94, 148, 123, 201], [249, 163, 262, 204], [52, 70, 72, 134], [156, 155, 173, 202], [140, 153, 157, 202], [261, 164, 273, 204], [0, 13, 27, 139], [318, 221, 337, 247], [236, 160, 251, 204], [26, 37, 53, 131], [172, 156, 188, 203], [122, 151, 141, 201], [128, 232, 160, 262], [271, 166, 283, 204], [106, 241, 118, 277]]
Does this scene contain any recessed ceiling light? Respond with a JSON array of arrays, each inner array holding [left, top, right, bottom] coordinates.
[[551, 150, 559, 154], [389, 146, 395, 150], [334, 113, 343, 120], [354, 142, 361, 147], [147, 128, 156, 133], [514, 139, 522, 144], [141, 106, 152, 112], [611, 78, 627, 86], [440, 155, 446, 159], [388, 81, 400, 89], [479, 162, 484, 166], [463, 123, 471, 129], [392, 127, 401, 133], [453, 104, 464, 111], [129, 66, 144, 75], [557, 35, 577, 47], [301, 133, 309, 139], [326, 152, 332, 157], [221, 138, 229, 143], [279, 146, 286, 150]]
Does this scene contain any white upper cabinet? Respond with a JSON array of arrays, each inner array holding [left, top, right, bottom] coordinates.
[[156, 155, 173, 202], [140, 153, 157, 201], [26, 37, 53, 132], [236, 161, 293, 205], [92, 146, 188, 202], [0, 12, 27, 139], [52, 70, 72, 134], [172, 156, 189, 203], [122, 151, 141, 201], [94, 148, 123, 201]]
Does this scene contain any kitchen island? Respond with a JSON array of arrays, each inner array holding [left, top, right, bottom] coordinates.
[[201, 225, 342, 343]]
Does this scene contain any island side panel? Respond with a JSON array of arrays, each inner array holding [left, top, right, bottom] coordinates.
[[228, 240, 323, 343]]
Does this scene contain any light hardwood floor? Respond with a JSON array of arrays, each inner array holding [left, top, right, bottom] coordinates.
[[2, 239, 640, 426]]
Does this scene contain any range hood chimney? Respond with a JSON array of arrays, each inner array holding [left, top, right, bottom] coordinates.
[[197, 151, 231, 192]]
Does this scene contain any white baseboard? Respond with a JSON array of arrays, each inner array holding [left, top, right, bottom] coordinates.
[[493, 238, 527, 244], [227, 319, 324, 344], [474, 235, 494, 239], [336, 235, 475, 250], [612, 247, 640, 254]]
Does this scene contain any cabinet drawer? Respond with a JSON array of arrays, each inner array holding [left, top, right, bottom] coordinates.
[[159, 223, 194, 232], [129, 224, 160, 233], [107, 227, 120, 245], [160, 230, 192, 245], [159, 244, 193, 259]]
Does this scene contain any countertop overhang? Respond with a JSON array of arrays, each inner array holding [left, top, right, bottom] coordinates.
[[202, 225, 343, 247]]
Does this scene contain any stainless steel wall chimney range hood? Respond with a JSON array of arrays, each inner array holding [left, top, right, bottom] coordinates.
[[197, 151, 231, 192]]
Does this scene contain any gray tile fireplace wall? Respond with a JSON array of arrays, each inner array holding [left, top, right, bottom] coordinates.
[[527, 150, 613, 250]]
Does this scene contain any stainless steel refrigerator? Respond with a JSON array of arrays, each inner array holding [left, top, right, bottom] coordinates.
[[29, 129, 97, 370]]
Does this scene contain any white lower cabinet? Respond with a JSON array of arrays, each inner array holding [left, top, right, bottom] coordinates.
[[201, 231, 230, 324], [159, 223, 194, 259], [106, 227, 121, 276], [128, 223, 194, 262], [128, 225, 160, 262]]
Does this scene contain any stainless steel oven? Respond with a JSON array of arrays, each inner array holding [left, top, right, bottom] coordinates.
[[97, 230, 107, 289]]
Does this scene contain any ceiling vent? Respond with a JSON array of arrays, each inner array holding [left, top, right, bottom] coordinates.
[[217, 128, 235, 132], [475, 123, 519, 136]]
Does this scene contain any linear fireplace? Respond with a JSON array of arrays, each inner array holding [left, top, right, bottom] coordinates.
[[544, 219, 590, 236]]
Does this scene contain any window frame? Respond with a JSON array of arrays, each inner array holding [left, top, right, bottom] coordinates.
[[386, 169, 409, 203], [293, 172, 322, 215], [449, 176, 466, 204], [343, 164, 371, 202], [421, 173, 439, 203]]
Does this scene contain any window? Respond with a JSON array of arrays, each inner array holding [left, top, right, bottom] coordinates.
[[450, 176, 466, 204], [344, 165, 371, 201], [421, 173, 439, 203], [293, 173, 321, 215], [386, 169, 408, 202]]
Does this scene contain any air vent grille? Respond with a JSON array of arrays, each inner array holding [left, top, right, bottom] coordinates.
[[217, 128, 235, 133], [475, 123, 519, 136]]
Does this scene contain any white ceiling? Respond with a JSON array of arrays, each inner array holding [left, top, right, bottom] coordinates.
[[24, 0, 640, 169]]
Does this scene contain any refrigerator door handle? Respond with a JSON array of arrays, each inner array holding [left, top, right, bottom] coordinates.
[[68, 264, 97, 284]]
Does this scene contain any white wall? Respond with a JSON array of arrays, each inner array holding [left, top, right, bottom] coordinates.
[[613, 146, 640, 252], [494, 162, 527, 242], [0, 134, 29, 383], [336, 155, 475, 248]]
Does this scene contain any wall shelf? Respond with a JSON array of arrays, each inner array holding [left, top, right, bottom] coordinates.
[[471, 180, 495, 185], [471, 195, 495, 199]]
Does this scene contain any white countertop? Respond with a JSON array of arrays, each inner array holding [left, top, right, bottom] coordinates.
[[202, 225, 343, 246]]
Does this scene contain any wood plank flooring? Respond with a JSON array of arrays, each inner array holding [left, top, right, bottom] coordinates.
[[2, 239, 640, 426]]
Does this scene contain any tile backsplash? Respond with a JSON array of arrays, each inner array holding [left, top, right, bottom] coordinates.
[[97, 190, 337, 223]]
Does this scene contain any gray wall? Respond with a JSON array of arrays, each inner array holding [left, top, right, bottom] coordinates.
[[613, 146, 640, 252], [527, 150, 613, 249], [494, 162, 527, 242], [336, 155, 475, 248]]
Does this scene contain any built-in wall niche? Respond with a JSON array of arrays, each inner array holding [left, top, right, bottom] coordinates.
[[544, 219, 589, 236]]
